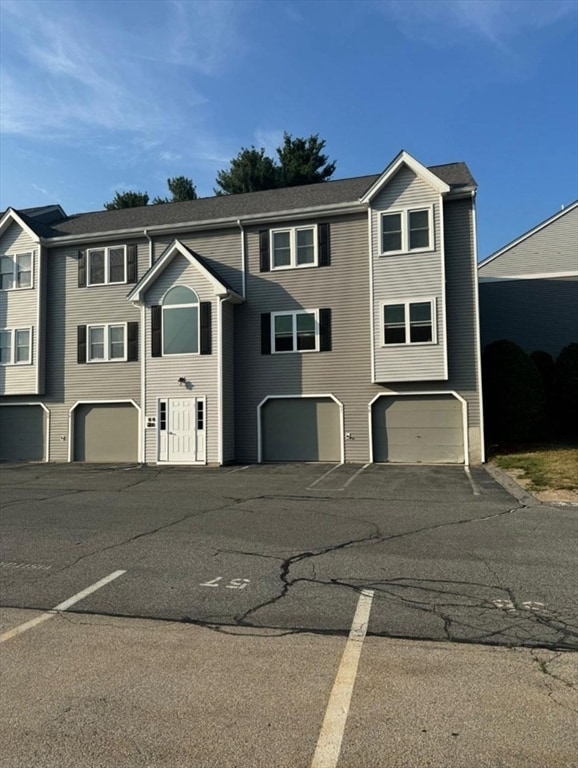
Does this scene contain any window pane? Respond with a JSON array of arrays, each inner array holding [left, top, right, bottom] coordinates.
[[382, 213, 402, 252], [164, 306, 198, 354], [159, 402, 167, 431], [274, 314, 294, 352], [0, 257, 14, 290], [89, 327, 105, 359], [384, 304, 406, 344], [296, 313, 315, 332], [296, 228, 315, 265], [109, 248, 126, 283], [16, 254, 32, 288], [109, 326, 125, 359], [409, 210, 430, 249], [89, 251, 105, 284], [296, 312, 316, 350], [15, 329, 30, 362], [274, 315, 293, 334], [410, 302, 432, 342], [272, 231, 291, 267], [0, 331, 11, 363], [197, 401, 204, 430], [164, 286, 198, 306]]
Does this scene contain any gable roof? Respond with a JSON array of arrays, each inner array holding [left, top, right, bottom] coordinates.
[[10, 159, 475, 243], [127, 239, 243, 304], [360, 150, 451, 202], [478, 200, 578, 269], [0, 208, 42, 242]]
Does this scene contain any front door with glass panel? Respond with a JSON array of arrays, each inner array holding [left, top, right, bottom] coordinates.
[[158, 398, 206, 463]]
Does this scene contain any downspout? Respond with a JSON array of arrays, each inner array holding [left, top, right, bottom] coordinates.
[[237, 219, 246, 299], [144, 229, 153, 268]]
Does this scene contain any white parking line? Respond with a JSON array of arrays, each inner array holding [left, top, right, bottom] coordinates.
[[311, 589, 374, 768], [0, 570, 126, 644], [464, 466, 481, 495], [337, 463, 370, 491], [228, 465, 251, 473], [307, 464, 343, 490]]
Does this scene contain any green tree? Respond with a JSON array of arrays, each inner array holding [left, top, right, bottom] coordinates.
[[152, 176, 198, 204], [104, 191, 149, 210], [552, 343, 578, 438], [276, 132, 336, 187], [215, 147, 278, 195], [214, 133, 336, 195]]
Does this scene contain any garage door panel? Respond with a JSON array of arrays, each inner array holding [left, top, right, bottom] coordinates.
[[262, 398, 340, 462], [74, 403, 138, 462], [0, 406, 46, 461], [373, 396, 464, 464]]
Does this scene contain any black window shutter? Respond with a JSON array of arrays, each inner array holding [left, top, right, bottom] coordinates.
[[261, 313, 271, 354], [78, 250, 86, 287], [319, 308, 332, 352], [151, 305, 162, 357], [200, 302, 212, 355], [318, 223, 330, 267], [77, 325, 87, 363], [127, 244, 138, 284], [127, 322, 139, 361], [259, 230, 270, 272]]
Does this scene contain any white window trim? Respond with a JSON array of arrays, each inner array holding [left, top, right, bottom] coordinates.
[[380, 206, 434, 256], [0, 252, 34, 291], [86, 245, 127, 286], [270, 225, 318, 270], [86, 323, 128, 362], [0, 326, 33, 365], [271, 309, 320, 354], [161, 286, 200, 357], [381, 298, 437, 347]]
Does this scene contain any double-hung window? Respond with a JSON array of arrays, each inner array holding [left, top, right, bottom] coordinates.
[[0, 253, 33, 290], [87, 324, 127, 361], [271, 226, 317, 269], [87, 246, 127, 285], [381, 207, 433, 255], [383, 300, 435, 345], [0, 328, 32, 364], [272, 310, 318, 353]]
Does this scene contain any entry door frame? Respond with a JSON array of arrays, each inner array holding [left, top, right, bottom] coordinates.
[[157, 396, 206, 465]]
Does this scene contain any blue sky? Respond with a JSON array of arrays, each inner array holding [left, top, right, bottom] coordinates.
[[0, 0, 576, 258]]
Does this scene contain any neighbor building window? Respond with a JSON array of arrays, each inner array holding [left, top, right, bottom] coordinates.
[[0, 253, 33, 290], [383, 300, 435, 345], [0, 327, 32, 364], [272, 310, 318, 353], [162, 285, 199, 355], [87, 246, 127, 285], [381, 207, 433, 254], [87, 324, 127, 361], [271, 226, 317, 269]]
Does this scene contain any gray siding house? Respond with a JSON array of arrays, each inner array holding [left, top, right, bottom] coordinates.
[[1, 151, 484, 465], [478, 201, 578, 357]]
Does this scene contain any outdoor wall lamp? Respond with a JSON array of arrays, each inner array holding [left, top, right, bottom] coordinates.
[[178, 376, 187, 385]]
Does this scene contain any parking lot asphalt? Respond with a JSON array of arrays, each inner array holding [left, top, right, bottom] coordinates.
[[1, 461, 576, 649], [1, 462, 577, 767]]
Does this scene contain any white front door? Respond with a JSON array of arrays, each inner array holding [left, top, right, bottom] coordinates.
[[159, 398, 206, 464]]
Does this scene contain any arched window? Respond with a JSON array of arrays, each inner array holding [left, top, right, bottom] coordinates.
[[162, 286, 199, 354]]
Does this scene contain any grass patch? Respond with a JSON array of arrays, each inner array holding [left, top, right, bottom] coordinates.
[[492, 445, 578, 491]]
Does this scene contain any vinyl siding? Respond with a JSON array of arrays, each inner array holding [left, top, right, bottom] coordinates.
[[143, 254, 220, 464], [235, 212, 377, 463], [222, 299, 235, 463], [478, 205, 578, 276], [479, 276, 578, 357], [151, 228, 243, 296], [38, 239, 146, 461], [0, 223, 41, 395], [371, 166, 446, 382]]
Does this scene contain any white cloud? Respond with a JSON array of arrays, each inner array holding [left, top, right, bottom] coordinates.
[[0, 0, 244, 165], [377, 0, 576, 49]]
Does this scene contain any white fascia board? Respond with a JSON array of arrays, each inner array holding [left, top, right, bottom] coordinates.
[[127, 239, 242, 304], [0, 209, 41, 242], [479, 270, 578, 283], [360, 151, 450, 203], [39, 203, 366, 248], [478, 200, 578, 270]]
